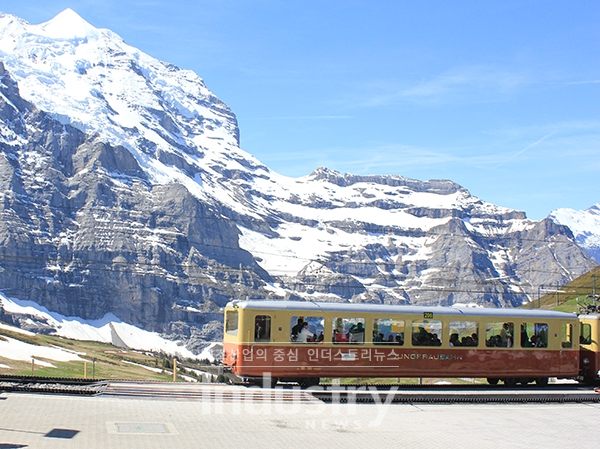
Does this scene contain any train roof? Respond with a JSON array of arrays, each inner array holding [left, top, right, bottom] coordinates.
[[226, 300, 576, 320]]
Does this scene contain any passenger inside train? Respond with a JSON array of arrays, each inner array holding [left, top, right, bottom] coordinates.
[[291, 316, 325, 343], [296, 322, 314, 343]]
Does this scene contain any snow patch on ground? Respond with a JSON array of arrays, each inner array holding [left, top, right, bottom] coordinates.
[[0, 334, 82, 367], [0, 293, 214, 361]]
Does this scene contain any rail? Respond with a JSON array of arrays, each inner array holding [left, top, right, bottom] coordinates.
[[2, 376, 600, 403]]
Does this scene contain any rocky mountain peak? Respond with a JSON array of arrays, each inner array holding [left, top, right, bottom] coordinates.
[[0, 9, 241, 176], [550, 203, 600, 263]]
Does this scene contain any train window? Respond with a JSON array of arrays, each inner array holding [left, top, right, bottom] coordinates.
[[485, 322, 514, 347], [449, 321, 478, 347], [290, 316, 324, 343], [411, 320, 442, 346], [225, 310, 239, 336], [254, 315, 271, 342], [373, 318, 404, 345], [520, 323, 548, 348], [581, 323, 592, 345], [562, 323, 573, 348], [332, 317, 365, 345]]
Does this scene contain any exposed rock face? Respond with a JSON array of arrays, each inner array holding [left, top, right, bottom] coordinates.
[[0, 61, 269, 345], [0, 11, 596, 352]]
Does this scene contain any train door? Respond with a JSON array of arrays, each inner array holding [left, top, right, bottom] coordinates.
[[559, 321, 579, 377], [222, 307, 240, 372]]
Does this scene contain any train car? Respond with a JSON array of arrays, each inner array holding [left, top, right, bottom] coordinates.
[[222, 300, 580, 387], [578, 313, 600, 383]]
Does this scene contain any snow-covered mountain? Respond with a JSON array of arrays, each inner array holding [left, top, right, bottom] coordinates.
[[550, 203, 600, 264], [0, 9, 595, 353]]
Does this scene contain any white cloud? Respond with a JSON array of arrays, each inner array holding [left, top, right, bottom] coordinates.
[[358, 65, 532, 107]]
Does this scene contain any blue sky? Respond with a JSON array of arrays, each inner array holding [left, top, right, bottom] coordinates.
[[2, 1, 599, 220]]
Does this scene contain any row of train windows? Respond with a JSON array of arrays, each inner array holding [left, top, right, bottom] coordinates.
[[224, 312, 575, 348]]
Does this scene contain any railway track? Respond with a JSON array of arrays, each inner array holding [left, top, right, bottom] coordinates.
[[2, 376, 600, 403], [311, 384, 600, 403], [101, 381, 320, 402], [0, 374, 107, 395]]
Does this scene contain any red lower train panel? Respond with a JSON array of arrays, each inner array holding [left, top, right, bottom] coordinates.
[[223, 343, 579, 379]]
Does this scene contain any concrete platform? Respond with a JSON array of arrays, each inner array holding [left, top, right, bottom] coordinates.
[[1, 389, 599, 448]]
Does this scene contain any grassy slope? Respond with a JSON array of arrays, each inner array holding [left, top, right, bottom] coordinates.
[[521, 265, 600, 313], [0, 326, 218, 381]]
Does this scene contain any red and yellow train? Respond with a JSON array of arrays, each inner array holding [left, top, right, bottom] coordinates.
[[222, 300, 600, 387]]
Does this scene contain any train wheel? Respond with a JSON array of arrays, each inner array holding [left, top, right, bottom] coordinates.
[[581, 377, 599, 386], [535, 377, 549, 387], [503, 378, 518, 387], [487, 378, 500, 385], [298, 377, 320, 388]]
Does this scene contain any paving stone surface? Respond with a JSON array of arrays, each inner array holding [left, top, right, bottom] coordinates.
[[0, 390, 598, 448]]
